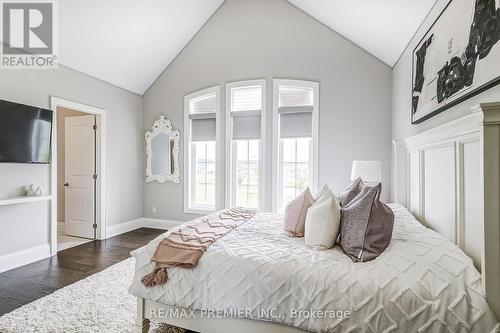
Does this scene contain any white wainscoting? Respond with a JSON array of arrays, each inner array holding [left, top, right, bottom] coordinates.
[[407, 149, 421, 218], [462, 140, 482, 267], [423, 143, 457, 243], [394, 104, 500, 319], [0, 243, 51, 273], [394, 111, 483, 270]]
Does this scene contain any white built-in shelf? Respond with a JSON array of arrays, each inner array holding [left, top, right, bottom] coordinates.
[[0, 195, 52, 206]]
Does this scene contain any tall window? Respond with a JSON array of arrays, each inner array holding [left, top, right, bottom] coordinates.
[[193, 141, 216, 207], [281, 137, 311, 204], [273, 80, 318, 212], [226, 80, 266, 209], [184, 87, 220, 213]]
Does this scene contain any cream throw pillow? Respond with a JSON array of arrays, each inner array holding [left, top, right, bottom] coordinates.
[[304, 190, 341, 249]]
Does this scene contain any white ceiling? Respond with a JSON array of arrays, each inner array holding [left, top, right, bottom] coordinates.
[[54, 0, 436, 95], [288, 0, 438, 67], [58, 0, 224, 95]]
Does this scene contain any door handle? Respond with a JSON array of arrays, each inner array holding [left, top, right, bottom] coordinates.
[[64, 182, 69, 187]]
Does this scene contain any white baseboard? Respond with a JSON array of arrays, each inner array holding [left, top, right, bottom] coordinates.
[[106, 217, 182, 239], [142, 218, 182, 230], [0, 243, 51, 273], [0, 218, 181, 273], [106, 218, 143, 238]]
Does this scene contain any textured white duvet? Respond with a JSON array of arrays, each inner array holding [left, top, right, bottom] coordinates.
[[129, 204, 499, 332]]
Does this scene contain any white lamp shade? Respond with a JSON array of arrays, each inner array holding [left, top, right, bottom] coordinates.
[[351, 160, 381, 183]]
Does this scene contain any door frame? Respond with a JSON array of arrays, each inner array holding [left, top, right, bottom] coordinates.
[[50, 96, 107, 255]]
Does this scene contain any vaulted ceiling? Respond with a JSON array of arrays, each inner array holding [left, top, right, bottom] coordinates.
[[55, 0, 436, 95], [288, 0, 438, 67], [58, 0, 224, 95]]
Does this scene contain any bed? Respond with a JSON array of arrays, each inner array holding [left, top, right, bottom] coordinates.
[[130, 103, 500, 332], [129, 204, 498, 332]]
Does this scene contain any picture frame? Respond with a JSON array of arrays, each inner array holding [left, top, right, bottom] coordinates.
[[411, 0, 500, 124]]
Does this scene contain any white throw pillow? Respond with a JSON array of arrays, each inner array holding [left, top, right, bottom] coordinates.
[[315, 186, 338, 205], [313, 184, 330, 201], [304, 192, 341, 250]]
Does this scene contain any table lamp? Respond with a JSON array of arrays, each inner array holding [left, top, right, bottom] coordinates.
[[351, 160, 381, 185]]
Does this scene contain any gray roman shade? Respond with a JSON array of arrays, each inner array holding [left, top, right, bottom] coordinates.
[[277, 84, 315, 139], [232, 115, 261, 140], [229, 85, 262, 140], [279, 107, 313, 138], [190, 113, 216, 142], [231, 111, 261, 140], [189, 92, 217, 142]]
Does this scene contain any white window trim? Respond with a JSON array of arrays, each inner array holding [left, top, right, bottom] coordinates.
[[184, 86, 222, 214], [225, 79, 266, 210], [272, 79, 319, 212]]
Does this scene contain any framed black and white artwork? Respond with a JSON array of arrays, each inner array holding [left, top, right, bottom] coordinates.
[[411, 0, 500, 124]]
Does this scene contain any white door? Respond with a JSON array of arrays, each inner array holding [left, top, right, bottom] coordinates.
[[64, 115, 96, 239]]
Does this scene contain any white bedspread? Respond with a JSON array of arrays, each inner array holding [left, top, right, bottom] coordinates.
[[129, 204, 499, 332]]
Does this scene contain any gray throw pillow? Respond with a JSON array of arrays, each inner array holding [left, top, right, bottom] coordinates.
[[338, 177, 365, 207], [339, 183, 394, 262]]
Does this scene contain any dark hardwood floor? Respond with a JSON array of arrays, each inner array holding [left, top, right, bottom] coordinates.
[[0, 227, 164, 316]]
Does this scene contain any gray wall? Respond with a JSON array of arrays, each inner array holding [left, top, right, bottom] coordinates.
[[143, 0, 392, 221], [391, 0, 500, 200], [0, 65, 144, 256], [0, 165, 50, 256]]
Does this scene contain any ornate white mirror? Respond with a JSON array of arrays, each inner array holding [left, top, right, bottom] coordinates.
[[145, 115, 180, 183]]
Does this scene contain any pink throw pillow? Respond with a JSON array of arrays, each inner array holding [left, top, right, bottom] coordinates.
[[283, 188, 314, 237]]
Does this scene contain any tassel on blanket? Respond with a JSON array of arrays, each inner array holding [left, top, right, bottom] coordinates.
[[141, 208, 256, 288], [141, 267, 168, 287]]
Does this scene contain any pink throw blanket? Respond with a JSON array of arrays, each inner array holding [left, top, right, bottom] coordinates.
[[141, 208, 255, 287]]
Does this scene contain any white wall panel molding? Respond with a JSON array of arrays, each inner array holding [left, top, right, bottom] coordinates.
[[392, 141, 407, 206], [396, 103, 500, 319], [404, 112, 483, 149], [473, 102, 500, 318]]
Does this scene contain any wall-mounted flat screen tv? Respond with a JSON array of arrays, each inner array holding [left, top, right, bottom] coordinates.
[[0, 99, 53, 164]]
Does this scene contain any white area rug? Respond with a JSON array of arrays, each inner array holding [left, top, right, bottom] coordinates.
[[0, 258, 185, 333]]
